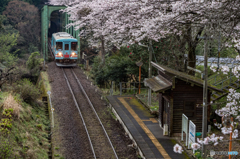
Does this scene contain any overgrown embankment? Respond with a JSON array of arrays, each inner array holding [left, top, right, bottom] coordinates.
[[0, 76, 51, 158]]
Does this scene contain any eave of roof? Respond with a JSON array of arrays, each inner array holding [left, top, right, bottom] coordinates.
[[151, 62, 223, 93], [144, 75, 172, 92]]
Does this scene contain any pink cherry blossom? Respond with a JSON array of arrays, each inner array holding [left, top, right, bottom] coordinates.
[[173, 144, 183, 154]]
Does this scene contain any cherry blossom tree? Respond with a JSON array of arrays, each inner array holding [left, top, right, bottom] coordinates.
[[49, 0, 240, 156], [48, 0, 240, 71]]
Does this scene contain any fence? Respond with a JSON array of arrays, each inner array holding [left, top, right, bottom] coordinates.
[[208, 69, 239, 90], [119, 82, 148, 95], [204, 138, 240, 159], [179, 130, 240, 159]]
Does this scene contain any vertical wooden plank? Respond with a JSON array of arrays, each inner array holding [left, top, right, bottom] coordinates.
[[159, 93, 163, 127], [170, 98, 173, 136], [172, 76, 175, 90]]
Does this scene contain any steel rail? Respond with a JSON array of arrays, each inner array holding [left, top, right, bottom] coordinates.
[[71, 68, 119, 159], [62, 68, 97, 159]]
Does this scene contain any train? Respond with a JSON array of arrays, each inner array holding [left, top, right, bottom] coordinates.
[[51, 32, 78, 67]]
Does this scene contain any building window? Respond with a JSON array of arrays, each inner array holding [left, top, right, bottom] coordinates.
[[184, 101, 195, 117]]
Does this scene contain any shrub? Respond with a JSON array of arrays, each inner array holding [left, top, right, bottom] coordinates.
[[36, 124, 43, 130], [14, 79, 40, 103], [0, 136, 13, 159], [26, 52, 43, 81], [3, 94, 22, 118]]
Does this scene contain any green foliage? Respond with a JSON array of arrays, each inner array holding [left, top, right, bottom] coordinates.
[[194, 150, 202, 159], [0, 0, 44, 14], [28, 43, 39, 53], [195, 65, 214, 78], [91, 56, 106, 85], [26, 52, 43, 77], [193, 150, 213, 159], [36, 124, 43, 130], [0, 15, 18, 34], [0, 136, 13, 159], [0, 33, 19, 67], [0, 118, 12, 132], [0, 109, 13, 135], [14, 78, 40, 103], [0, 0, 11, 14], [3, 0, 41, 52], [2, 108, 13, 118], [91, 45, 148, 86]]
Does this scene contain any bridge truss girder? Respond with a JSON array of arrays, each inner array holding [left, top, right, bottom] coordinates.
[[41, 5, 80, 62]]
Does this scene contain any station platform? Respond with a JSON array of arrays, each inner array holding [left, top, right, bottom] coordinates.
[[107, 95, 188, 159]]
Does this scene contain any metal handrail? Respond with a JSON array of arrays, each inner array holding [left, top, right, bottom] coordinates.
[[119, 82, 147, 95], [213, 74, 235, 86], [208, 73, 219, 81]]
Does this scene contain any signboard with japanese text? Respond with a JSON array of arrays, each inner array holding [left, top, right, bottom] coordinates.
[[188, 120, 196, 150]]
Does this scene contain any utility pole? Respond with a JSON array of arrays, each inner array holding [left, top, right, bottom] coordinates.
[[148, 40, 153, 106], [198, 34, 208, 158]]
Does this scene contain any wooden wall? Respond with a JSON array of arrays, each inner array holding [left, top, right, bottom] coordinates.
[[172, 79, 211, 133], [158, 78, 211, 135]]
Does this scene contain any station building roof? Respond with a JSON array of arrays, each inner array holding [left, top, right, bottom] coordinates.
[[144, 62, 223, 93]]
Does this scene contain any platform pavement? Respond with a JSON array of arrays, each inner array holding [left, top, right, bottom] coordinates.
[[107, 95, 189, 159]]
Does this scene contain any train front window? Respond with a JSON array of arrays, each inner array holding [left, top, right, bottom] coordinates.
[[71, 42, 77, 51], [56, 42, 63, 50], [65, 44, 69, 50]]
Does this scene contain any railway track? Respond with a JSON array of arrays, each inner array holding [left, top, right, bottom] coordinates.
[[62, 68, 118, 159]]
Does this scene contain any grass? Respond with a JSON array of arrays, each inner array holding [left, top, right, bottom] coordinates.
[[40, 71, 51, 93], [208, 72, 238, 89], [2, 94, 22, 119], [107, 107, 117, 120], [0, 93, 50, 158]]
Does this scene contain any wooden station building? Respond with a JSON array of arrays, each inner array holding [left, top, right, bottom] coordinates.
[[144, 62, 223, 137]]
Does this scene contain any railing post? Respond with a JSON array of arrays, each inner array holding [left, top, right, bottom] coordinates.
[[120, 82, 122, 95]]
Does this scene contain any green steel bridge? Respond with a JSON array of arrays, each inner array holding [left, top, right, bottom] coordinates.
[[41, 5, 80, 62]]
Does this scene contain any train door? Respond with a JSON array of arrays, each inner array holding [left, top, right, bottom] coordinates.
[[64, 42, 70, 58]]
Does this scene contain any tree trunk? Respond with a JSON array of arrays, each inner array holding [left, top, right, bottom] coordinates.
[[186, 25, 204, 75], [101, 35, 105, 65], [188, 42, 196, 75]]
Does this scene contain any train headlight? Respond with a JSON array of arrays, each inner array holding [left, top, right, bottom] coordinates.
[[57, 52, 62, 56], [71, 52, 76, 56]]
